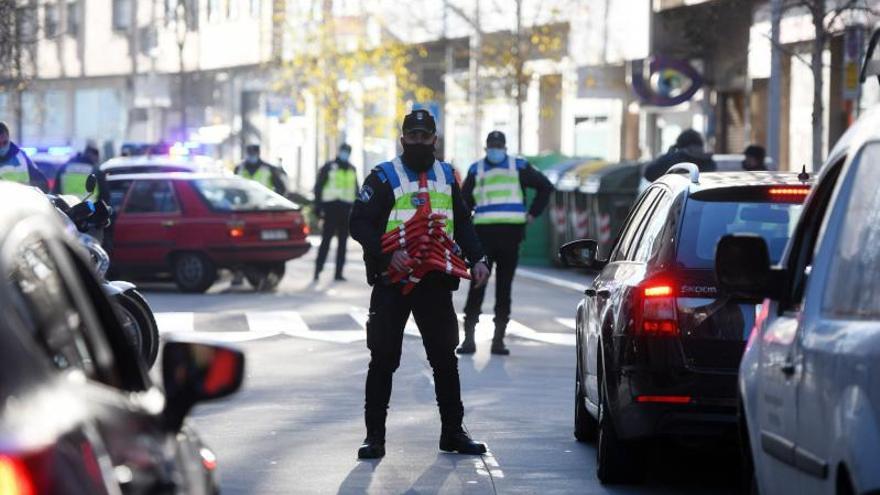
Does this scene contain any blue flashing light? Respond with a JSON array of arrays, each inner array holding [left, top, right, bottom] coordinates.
[[48, 146, 73, 156], [20, 147, 37, 155]]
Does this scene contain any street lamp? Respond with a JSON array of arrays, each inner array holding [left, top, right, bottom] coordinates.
[[175, 0, 187, 141]]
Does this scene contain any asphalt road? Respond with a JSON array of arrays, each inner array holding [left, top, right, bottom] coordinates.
[[142, 239, 742, 494]]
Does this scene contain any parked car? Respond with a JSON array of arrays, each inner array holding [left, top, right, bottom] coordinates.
[[101, 155, 225, 177], [0, 181, 244, 494], [715, 34, 880, 495], [107, 173, 310, 292], [559, 165, 812, 484]]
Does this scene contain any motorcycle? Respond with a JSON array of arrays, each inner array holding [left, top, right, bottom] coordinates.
[[50, 175, 160, 367]]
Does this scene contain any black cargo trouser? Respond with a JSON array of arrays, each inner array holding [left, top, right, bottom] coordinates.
[[364, 282, 463, 434], [463, 237, 520, 338], [315, 202, 351, 278]]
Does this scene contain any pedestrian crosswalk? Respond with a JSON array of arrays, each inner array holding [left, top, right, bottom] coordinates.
[[155, 309, 575, 346]]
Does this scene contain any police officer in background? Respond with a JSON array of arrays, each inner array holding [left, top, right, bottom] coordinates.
[[349, 109, 491, 459], [234, 144, 288, 195], [458, 131, 554, 356], [742, 144, 768, 171], [0, 121, 49, 192], [313, 143, 359, 282], [54, 142, 105, 201]]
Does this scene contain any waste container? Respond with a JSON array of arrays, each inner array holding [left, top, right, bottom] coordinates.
[[519, 154, 576, 266], [545, 159, 594, 265], [576, 161, 643, 259]]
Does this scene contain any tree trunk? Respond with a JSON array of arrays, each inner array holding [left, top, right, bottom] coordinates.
[[515, 0, 524, 153], [810, 2, 825, 171]]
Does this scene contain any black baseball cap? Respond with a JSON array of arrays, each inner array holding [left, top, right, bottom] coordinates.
[[486, 130, 506, 147], [402, 109, 436, 134]]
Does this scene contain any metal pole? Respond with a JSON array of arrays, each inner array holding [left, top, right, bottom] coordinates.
[[470, 0, 481, 162], [767, 0, 782, 169]]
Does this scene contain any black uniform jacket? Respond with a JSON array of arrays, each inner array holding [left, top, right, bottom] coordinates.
[[349, 161, 485, 288]]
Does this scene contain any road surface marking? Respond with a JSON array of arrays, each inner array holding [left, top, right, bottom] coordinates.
[[516, 268, 586, 293], [555, 317, 577, 330]]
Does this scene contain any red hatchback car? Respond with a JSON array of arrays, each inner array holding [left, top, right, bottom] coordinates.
[[106, 173, 310, 292]]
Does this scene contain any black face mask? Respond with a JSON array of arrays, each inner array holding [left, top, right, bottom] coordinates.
[[401, 142, 436, 172]]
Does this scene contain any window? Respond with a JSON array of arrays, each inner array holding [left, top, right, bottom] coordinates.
[[633, 192, 672, 263], [124, 180, 180, 213], [8, 237, 96, 378], [44, 3, 59, 38], [612, 189, 659, 261], [17, 7, 38, 43], [249, 0, 259, 17], [107, 180, 132, 210], [66, 0, 79, 35], [194, 178, 296, 212], [676, 199, 803, 270], [822, 143, 880, 318], [112, 0, 132, 30]]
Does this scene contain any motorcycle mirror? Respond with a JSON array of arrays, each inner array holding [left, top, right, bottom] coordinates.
[[86, 174, 98, 194]]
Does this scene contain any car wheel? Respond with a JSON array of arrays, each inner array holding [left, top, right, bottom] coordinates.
[[173, 253, 217, 293], [596, 367, 645, 484], [114, 290, 159, 366], [245, 263, 285, 292], [115, 299, 143, 357], [574, 350, 598, 442]]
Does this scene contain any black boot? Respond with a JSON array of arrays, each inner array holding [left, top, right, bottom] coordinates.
[[491, 324, 510, 355], [357, 429, 386, 459], [456, 321, 476, 354], [439, 427, 487, 455]]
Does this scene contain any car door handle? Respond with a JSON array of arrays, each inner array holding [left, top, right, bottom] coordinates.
[[161, 220, 175, 228]]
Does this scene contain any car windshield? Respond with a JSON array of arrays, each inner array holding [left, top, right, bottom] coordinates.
[[194, 178, 297, 212], [677, 199, 804, 270]]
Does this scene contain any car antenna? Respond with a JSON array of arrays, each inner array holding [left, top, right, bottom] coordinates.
[[798, 165, 810, 183]]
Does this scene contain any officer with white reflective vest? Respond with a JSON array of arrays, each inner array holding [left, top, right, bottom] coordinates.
[[54, 143, 104, 201], [234, 144, 288, 195], [0, 121, 49, 192], [458, 130, 554, 356], [313, 143, 359, 281], [349, 109, 491, 459]]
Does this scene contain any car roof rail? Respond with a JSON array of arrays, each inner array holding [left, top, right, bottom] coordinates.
[[665, 163, 700, 184]]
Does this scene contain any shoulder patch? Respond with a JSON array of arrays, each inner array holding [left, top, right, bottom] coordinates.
[[357, 184, 374, 203]]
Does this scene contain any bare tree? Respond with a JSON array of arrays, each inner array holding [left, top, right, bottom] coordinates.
[[782, 0, 880, 169], [0, 0, 39, 135]]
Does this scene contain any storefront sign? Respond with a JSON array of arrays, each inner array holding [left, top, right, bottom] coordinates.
[[630, 56, 703, 107]]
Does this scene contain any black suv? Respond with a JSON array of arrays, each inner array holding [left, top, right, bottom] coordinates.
[[559, 165, 812, 484]]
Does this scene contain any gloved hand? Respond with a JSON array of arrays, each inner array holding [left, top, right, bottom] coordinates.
[[471, 261, 490, 288]]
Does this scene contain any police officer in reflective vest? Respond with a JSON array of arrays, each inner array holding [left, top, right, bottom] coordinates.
[[234, 144, 288, 195], [458, 131, 553, 355], [349, 109, 491, 459], [54, 143, 104, 201], [0, 121, 49, 192], [313, 143, 358, 281]]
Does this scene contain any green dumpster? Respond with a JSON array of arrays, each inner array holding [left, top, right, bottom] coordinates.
[[576, 161, 643, 259]]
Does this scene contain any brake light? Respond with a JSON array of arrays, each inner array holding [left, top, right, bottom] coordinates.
[[303, 224, 310, 235], [635, 281, 678, 336], [0, 455, 35, 495], [636, 395, 691, 404], [227, 221, 245, 238], [768, 187, 810, 199], [199, 447, 217, 471]]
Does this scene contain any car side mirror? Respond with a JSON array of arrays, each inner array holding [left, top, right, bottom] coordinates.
[[162, 340, 245, 432], [559, 239, 605, 271], [715, 235, 784, 302], [86, 173, 98, 194]]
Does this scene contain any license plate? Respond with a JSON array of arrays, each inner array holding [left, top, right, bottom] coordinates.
[[260, 229, 289, 241]]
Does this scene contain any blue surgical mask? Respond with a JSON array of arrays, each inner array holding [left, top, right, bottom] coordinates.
[[486, 148, 507, 164], [246, 155, 259, 164], [338, 151, 350, 162], [0, 144, 9, 157]]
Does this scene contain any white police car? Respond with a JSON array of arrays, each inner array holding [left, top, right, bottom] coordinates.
[[715, 27, 880, 495]]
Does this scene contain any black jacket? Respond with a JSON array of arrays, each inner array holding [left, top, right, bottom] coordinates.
[[314, 159, 359, 215], [460, 159, 554, 242], [643, 147, 717, 182], [349, 161, 485, 288]]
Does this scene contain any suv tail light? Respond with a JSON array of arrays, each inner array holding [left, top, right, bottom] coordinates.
[[635, 281, 678, 336], [0, 455, 35, 495]]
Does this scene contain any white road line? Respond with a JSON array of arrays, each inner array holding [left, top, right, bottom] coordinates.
[[555, 317, 577, 330], [516, 268, 586, 293], [155, 311, 575, 346]]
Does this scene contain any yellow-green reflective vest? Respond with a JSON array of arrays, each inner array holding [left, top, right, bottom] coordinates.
[[379, 157, 455, 235], [472, 156, 527, 225], [322, 165, 357, 203], [59, 163, 96, 199], [0, 150, 32, 184], [237, 164, 274, 189]]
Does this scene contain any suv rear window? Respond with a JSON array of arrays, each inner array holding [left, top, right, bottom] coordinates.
[[676, 198, 804, 269]]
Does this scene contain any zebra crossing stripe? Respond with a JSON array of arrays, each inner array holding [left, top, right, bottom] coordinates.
[[155, 311, 574, 346]]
